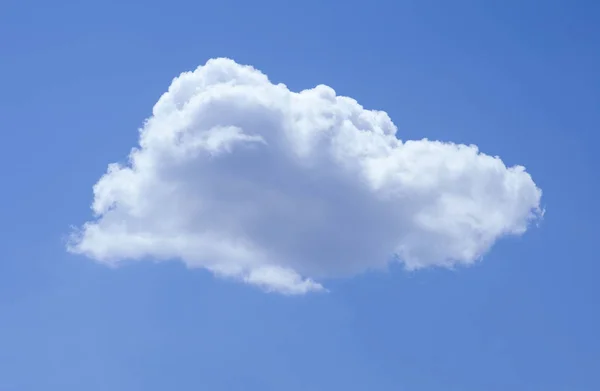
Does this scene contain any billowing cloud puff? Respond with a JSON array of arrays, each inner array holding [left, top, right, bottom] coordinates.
[[67, 58, 543, 294]]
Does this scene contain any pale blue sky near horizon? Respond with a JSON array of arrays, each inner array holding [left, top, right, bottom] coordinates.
[[1, 0, 599, 390]]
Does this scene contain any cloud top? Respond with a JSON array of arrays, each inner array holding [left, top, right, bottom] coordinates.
[[67, 58, 543, 294]]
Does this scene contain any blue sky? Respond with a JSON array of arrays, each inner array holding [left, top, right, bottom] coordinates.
[[1, 0, 599, 389]]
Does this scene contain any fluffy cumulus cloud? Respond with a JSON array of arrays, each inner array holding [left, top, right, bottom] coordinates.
[[67, 58, 543, 294]]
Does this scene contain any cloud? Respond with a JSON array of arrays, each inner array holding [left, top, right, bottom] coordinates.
[[67, 58, 543, 294]]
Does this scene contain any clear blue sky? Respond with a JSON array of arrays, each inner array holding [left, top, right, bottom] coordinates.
[[1, 0, 599, 389]]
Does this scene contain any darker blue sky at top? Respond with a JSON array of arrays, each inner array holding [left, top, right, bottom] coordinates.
[[0, 0, 599, 390]]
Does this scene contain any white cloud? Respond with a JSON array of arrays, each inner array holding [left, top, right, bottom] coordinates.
[[67, 58, 543, 294]]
